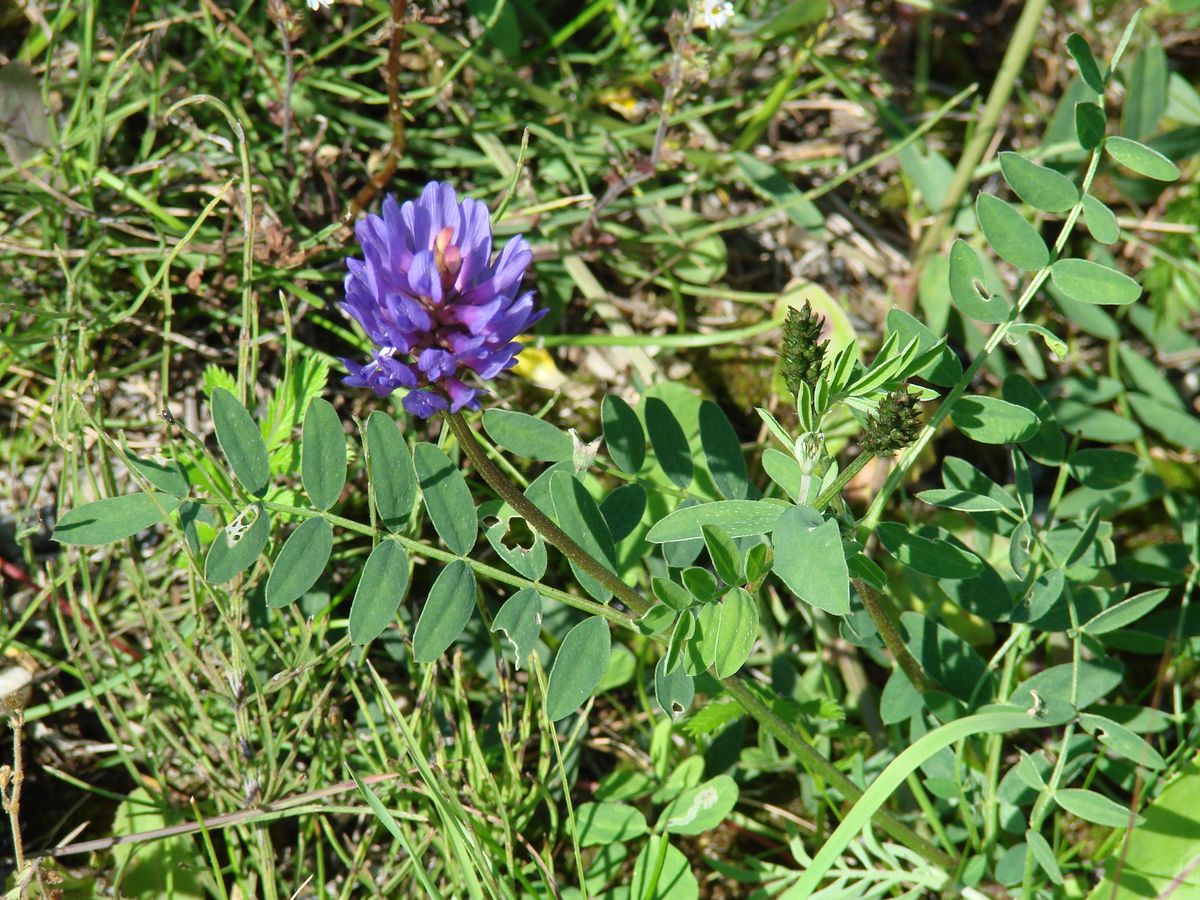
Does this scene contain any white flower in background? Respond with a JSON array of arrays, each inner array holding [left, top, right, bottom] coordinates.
[[307, 0, 333, 10], [697, 0, 734, 29]]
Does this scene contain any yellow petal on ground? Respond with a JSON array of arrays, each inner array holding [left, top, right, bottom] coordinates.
[[598, 87, 647, 121], [512, 343, 566, 390]]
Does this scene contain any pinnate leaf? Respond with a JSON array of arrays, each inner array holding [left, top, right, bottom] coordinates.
[[655, 655, 695, 719], [483, 409, 572, 461], [550, 472, 617, 602], [1127, 392, 1200, 450], [545, 616, 611, 721], [1105, 136, 1180, 181], [713, 588, 758, 678], [212, 388, 270, 496], [1050, 259, 1141, 306], [414, 442, 476, 555], [601, 395, 645, 474], [1082, 589, 1170, 636], [952, 396, 1040, 444], [302, 398, 346, 510], [367, 412, 416, 532], [349, 540, 410, 645], [645, 397, 693, 489], [204, 506, 270, 584], [491, 588, 542, 669], [702, 525, 743, 586], [123, 451, 189, 497], [266, 518, 333, 608], [576, 803, 647, 846], [698, 401, 751, 500], [1069, 449, 1142, 489], [1066, 34, 1106, 94], [999, 151, 1079, 213], [1055, 788, 1142, 828], [1075, 102, 1106, 151], [600, 483, 646, 542], [976, 194, 1049, 271], [412, 560, 477, 663], [948, 239, 1009, 323], [54, 493, 183, 546], [646, 499, 787, 543], [659, 775, 739, 836], [877, 522, 983, 580], [1081, 195, 1120, 244], [772, 506, 850, 614]]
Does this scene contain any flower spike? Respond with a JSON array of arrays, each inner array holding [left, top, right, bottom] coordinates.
[[860, 387, 923, 457], [780, 301, 828, 396], [338, 182, 547, 417]]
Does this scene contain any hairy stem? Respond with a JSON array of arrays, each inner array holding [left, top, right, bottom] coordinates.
[[814, 450, 874, 511], [853, 578, 932, 693], [446, 411, 650, 617], [447, 410, 954, 871]]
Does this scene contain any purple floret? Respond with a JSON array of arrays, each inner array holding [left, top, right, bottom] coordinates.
[[338, 182, 547, 417]]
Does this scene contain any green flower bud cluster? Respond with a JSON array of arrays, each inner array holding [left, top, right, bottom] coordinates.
[[861, 388, 922, 456], [780, 301, 828, 396]]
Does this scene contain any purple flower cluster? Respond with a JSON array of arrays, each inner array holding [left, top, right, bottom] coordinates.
[[339, 182, 546, 418]]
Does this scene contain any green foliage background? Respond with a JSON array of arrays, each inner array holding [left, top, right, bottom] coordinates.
[[4, 0, 1200, 898]]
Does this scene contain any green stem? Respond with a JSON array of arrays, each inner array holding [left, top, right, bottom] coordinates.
[[910, 0, 1050, 278], [446, 412, 650, 618], [448, 413, 953, 871], [812, 454, 932, 693], [852, 578, 932, 693], [814, 450, 875, 511], [860, 145, 1105, 535], [720, 677, 953, 870], [982, 625, 1028, 854], [262, 499, 636, 630], [1021, 722, 1077, 895], [1022, 587, 1085, 893]]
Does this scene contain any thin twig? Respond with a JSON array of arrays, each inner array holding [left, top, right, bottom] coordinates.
[[572, 12, 689, 243], [3, 713, 26, 873], [345, 0, 408, 221]]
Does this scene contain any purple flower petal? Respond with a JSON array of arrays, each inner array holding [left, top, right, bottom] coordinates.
[[406, 250, 444, 305], [486, 236, 532, 296], [444, 377, 479, 413], [403, 388, 448, 417], [339, 182, 543, 417], [417, 348, 455, 380], [453, 297, 505, 334]]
